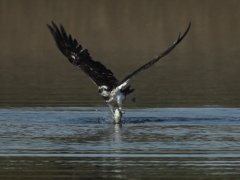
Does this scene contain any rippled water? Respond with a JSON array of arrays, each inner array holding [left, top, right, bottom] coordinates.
[[0, 107, 240, 179]]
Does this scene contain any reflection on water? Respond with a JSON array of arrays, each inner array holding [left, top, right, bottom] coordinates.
[[0, 107, 240, 179]]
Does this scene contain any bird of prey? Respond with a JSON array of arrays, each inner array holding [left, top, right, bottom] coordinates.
[[47, 22, 191, 123]]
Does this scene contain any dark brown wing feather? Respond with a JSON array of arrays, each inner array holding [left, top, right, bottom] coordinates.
[[119, 22, 191, 86], [47, 22, 119, 90]]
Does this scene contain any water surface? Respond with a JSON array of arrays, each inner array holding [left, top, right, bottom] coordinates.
[[0, 107, 240, 179]]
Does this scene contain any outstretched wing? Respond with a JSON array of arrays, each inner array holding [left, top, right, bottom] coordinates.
[[119, 22, 191, 86], [47, 22, 119, 90]]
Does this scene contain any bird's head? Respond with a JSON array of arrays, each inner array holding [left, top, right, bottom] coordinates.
[[98, 85, 110, 97]]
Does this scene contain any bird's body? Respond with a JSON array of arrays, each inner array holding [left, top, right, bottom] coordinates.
[[47, 22, 191, 123], [98, 81, 131, 121]]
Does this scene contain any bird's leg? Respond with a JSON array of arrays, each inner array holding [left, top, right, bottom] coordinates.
[[107, 103, 114, 115], [114, 108, 122, 124], [107, 103, 122, 124], [117, 97, 125, 114], [119, 106, 125, 114]]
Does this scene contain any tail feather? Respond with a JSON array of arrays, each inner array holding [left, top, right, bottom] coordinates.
[[121, 86, 135, 96]]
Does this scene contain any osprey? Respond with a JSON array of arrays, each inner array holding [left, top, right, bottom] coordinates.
[[47, 22, 191, 123]]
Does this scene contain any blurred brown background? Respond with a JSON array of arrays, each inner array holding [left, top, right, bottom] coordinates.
[[0, 0, 240, 107]]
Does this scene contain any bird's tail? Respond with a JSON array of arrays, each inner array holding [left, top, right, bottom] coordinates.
[[121, 85, 135, 96]]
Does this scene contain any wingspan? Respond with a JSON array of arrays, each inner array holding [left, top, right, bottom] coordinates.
[[47, 22, 119, 90], [119, 22, 191, 86]]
